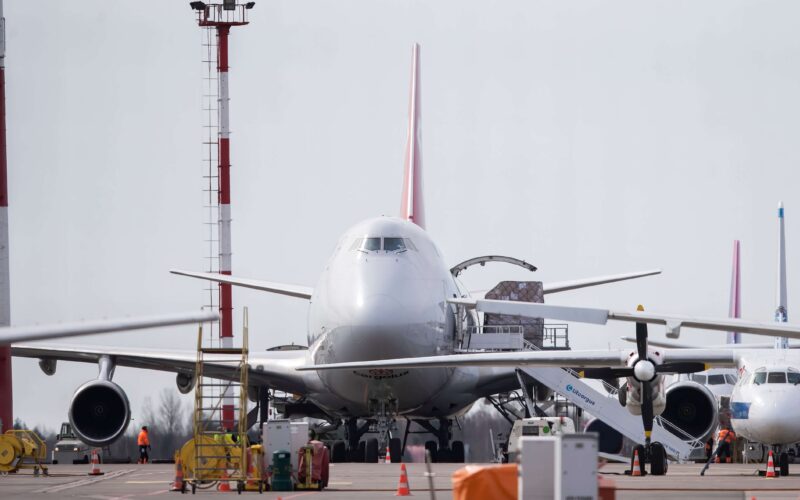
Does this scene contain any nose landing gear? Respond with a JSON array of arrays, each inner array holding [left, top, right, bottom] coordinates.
[[629, 442, 668, 476]]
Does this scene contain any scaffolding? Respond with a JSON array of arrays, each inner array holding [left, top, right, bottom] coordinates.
[[190, 310, 249, 490]]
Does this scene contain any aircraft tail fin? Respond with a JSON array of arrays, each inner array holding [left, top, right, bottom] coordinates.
[[400, 43, 425, 228], [726, 240, 741, 344], [776, 201, 788, 348]]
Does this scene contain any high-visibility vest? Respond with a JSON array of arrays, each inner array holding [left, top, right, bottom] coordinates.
[[718, 429, 735, 443], [137, 430, 150, 446]]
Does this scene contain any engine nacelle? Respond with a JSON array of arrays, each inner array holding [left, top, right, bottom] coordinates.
[[176, 372, 195, 395], [662, 380, 718, 440], [585, 417, 623, 454], [69, 379, 131, 447], [623, 376, 666, 416]]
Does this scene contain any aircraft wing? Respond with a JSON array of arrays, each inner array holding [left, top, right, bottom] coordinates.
[[299, 348, 737, 371], [12, 343, 311, 394], [620, 336, 800, 350], [171, 269, 313, 300], [449, 298, 800, 340], [542, 269, 662, 294], [0, 311, 217, 345]]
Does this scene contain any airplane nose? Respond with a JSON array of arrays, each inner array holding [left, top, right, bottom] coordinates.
[[352, 294, 408, 328], [333, 294, 415, 362], [747, 393, 800, 444]]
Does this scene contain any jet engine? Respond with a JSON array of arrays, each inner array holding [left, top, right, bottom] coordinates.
[[585, 417, 623, 454], [68, 356, 131, 447], [176, 372, 195, 395], [661, 380, 718, 440]]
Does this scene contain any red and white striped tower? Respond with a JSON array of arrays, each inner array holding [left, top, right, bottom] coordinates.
[[0, 0, 12, 433], [192, 1, 251, 430]]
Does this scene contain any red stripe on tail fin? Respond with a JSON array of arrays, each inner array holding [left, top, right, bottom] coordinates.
[[400, 43, 425, 228]]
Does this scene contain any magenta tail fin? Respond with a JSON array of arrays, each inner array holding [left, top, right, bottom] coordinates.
[[400, 43, 425, 228]]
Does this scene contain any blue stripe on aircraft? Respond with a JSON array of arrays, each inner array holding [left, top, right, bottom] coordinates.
[[731, 402, 751, 420]]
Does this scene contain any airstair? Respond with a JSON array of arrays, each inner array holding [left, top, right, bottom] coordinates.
[[190, 311, 249, 488], [517, 345, 706, 460]]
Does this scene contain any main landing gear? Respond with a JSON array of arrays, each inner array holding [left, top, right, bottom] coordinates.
[[629, 442, 668, 476], [412, 418, 465, 463]]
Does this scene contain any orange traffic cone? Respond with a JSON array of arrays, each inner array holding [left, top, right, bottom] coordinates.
[[766, 450, 776, 478], [631, 449, 642, 477], [386, 446, 392, 464], [217, 470, 232, 491], [88, 449, 104, 476], [170, 456, 185, 492], [396, 463, 411, 496]]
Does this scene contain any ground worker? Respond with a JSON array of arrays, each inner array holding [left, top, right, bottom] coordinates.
[[137, 426, 151, 464], [716, 425, 736, 463]]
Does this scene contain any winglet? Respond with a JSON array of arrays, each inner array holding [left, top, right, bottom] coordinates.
[[400, 43, 425, 228], [727, 240, 741, 344]]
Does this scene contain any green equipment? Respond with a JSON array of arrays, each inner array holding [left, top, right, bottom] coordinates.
[[270, 449, 293, 491]]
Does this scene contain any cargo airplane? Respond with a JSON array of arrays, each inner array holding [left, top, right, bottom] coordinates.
[[309, 204, 800, 476], [13, 45, 800, 468]]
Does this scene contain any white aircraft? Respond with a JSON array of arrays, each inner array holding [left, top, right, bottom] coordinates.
[[13, 45, 800, 469], [308, 203, 800, 475], [11, 44, 663, 461]]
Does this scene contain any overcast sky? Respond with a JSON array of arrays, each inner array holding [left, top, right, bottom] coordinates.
[[8, 0, 800, 430]]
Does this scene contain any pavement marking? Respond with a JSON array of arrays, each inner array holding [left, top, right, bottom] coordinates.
[[327, 481, 353, 485], [32, 469, 137, 494]]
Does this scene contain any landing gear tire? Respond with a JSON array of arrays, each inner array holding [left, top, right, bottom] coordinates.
[[452, 441, 465, 463], [354, 441, 366, 462], [649, 442, 667, 476], [630, 444, 646, 476], [424, 440, 438, 463], [331, 441, 346, 463], [389, 438, 402, 463], [365, 438, 379, 463], [780, 452, 790, 477]]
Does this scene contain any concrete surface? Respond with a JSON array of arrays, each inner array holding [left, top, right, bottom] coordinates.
[[1, 462, 799, 499]]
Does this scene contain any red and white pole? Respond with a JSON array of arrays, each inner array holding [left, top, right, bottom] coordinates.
[[0, 0, 12, 433], [217, 25, 234, 430]]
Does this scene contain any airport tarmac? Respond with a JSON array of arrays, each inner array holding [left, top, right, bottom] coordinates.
[[1, 462, 800, 499]]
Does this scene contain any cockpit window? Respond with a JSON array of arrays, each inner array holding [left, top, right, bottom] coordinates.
[[352, 237, 382, 252], [384, 237, 406, 252], [788, 372, 800, 385], [725, 374, 737, 384], [768, 372, 787, 384], [707, 374, 726, 385], [752, 372, 767, 385], [691, 374, 706, 384]]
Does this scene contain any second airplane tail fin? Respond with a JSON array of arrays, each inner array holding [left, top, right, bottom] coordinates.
[[726, 240, 741, 344], [400, 43, 425, 228], [775, 201, 788, 348]]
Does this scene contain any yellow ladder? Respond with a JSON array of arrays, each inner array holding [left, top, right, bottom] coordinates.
[[190, 309, 249, 490]]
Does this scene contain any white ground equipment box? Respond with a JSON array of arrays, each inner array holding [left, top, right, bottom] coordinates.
[[519, 433, 598, 500], [507, 417, 576, 463], [262, 420, 309, 470]]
